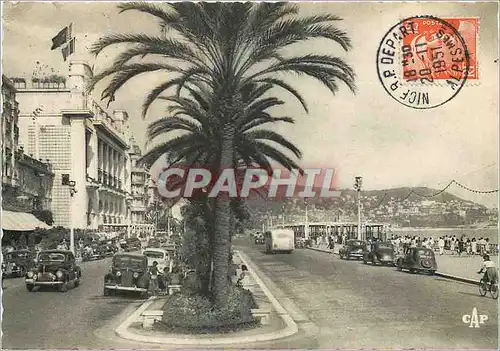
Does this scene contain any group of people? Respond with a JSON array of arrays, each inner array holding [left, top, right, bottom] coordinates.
[[147, 260, 186, 296], [388, 235, 494, 256]]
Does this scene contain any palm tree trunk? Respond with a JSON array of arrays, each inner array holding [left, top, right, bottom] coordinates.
[[212, 126, 235, 307]]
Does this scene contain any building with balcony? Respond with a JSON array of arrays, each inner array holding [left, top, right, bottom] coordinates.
[[2, 75, 54, 231], [2, 75, 20, 195], [13, 61, 133, 231], [129, 136, 150, 224]]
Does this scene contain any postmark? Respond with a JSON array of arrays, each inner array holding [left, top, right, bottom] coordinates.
[[377, 16, 471, 109]]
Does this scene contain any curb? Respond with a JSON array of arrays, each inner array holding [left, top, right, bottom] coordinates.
[[114, 253, 298, 345], [434, 272, 479, 285], [307, 246, 480, 285]]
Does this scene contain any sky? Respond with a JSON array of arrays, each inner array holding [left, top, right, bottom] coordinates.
[[2, 1, 499, 208]]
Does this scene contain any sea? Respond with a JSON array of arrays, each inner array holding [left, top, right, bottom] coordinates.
[[392, 227, 499, 244]]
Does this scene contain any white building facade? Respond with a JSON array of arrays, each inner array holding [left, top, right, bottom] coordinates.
[[14, 61, 134, 231]]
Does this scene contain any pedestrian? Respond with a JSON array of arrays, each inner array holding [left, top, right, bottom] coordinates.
[[450, 238, 456, 254], [458, 239, 464, 257], [149, 261, 159, 296], [438, 237, 445, 255], [466, 239, 472, 255], [328, 235, 335, 253], [471, 238, 477, 255], [236, 264, 249, 288]]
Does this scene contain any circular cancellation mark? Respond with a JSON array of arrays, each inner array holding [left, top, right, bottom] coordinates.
[[376, 15, 471, 109]]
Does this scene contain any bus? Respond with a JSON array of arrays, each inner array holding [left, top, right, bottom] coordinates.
[[265, 229, 295, 254]]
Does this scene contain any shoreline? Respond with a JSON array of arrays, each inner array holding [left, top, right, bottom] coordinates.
[[391, 227, 497, 231]]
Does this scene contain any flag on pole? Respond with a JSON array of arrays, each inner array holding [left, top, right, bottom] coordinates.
[[51, 26, 69, 50], [61, 38, 76, 61]]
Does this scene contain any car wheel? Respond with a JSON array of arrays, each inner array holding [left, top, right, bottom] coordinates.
[[140, 291, 149, 299], [26, 284, 34, 292], [409, 269, 416, 274], [371, 259, 376, 266], [59, 281, 68, 293], [103, 287, 110, 296], [19, 266, 26, 277], [428, 270, 436, 276], [363, 258, 367, 264]]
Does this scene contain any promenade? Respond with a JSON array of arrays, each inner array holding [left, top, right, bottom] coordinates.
[[308, 243, 497, 282]]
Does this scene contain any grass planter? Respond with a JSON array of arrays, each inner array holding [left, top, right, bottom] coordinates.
[[159, 287, 260, 334]]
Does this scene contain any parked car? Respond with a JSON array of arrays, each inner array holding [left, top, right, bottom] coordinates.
[[25, 250, 82, 292], [147, 239, 161, 248], [339, 239, 367, 260], [396, 247, 437, 275], [103, 253, 149, 297], [142, 248, 170, 272], [82, 245, 102, 261], [363, 242, 396, 266], [254, 233, 265, 244], [2, 249, 36, 278], [123, 238, 141, 252], [97, 243, 117, 258]]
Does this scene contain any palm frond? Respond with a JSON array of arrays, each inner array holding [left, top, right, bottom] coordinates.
[[244, 129, 302, 159]]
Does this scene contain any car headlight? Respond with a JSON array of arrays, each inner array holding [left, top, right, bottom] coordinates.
[[27, 271, 34, 278], [116, 271, 122, 277], [56, 270, 63, 278], [133, 272, 139, 278]]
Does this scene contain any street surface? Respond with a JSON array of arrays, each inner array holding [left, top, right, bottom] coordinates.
[[1, 257, 147, 349], [2, 242, 498, 349], [235, 238, 498, 349]]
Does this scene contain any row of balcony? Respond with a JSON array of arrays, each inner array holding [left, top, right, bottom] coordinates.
[[98, 169, 123, 190]]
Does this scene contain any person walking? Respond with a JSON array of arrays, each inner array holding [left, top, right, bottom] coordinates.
[[450, 238, 456, 254], [471, 238, 477, 255], [328, 235, 335, 254], [149, 261, 159, 296], [438, 237, 445, 255]]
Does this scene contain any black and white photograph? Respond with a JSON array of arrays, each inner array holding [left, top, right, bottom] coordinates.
[[1, 2, 499, 350]]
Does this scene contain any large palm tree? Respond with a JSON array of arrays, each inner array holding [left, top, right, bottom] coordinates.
[[88, 2, 356, 306]]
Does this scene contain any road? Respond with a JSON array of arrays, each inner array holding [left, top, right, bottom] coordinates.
[[2, 242, 497, 350], [235, 238, 498, 350], [1, 257, 148, 349]]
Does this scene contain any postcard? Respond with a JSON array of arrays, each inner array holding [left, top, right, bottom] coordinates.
[[1, 2, 498, 350]]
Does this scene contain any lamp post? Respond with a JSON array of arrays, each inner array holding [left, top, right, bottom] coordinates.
[[354, 176, 363, 240], [282, 204, 285, 227], [68, 180, 77, 255], [304, 198, 309, 240]]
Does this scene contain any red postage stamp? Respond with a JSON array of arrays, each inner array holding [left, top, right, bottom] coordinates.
[[402, 17, 479, 81]]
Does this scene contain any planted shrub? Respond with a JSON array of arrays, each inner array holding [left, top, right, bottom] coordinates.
[[160, 287, 259, 333]]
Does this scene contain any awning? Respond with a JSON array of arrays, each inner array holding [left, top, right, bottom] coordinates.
[[1, 210, 52, 231]]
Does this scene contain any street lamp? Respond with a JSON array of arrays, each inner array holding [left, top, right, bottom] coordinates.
[[354, 176, 363, 240], [304, 198, 309, 240], [282, 204, 285, 227]]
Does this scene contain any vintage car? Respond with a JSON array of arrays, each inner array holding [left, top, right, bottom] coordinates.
[[254, 233, 265, 244], [147, 239, 161, 248], [122, 238, 142, 252], [2, 249, 37, 278], [396, 247, 437, 275], [363, 242, 396, 266], [25, 250, 82, 292], [142, 248, 170, 272], [339, 239, 367, 260], [97, 243, 117, 258], [103, 253, 149, 296]]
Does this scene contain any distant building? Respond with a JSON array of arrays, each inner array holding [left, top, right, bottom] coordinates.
[[129, 137, 150, 224], [2, 75, 53, 221]]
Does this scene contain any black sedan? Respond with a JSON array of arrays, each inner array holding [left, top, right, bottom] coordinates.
[[339, 239, 367, 260]]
